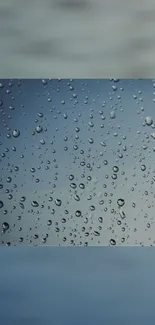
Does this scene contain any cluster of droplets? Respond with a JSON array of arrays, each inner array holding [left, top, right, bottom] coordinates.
[[1, 79, 155, 245]]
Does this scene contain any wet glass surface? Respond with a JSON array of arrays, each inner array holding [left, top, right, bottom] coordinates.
[[0, 79, 155, 246]]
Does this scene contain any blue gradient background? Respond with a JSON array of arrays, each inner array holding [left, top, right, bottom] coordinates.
[[1, 247, 155, 324], [1, 79, 155, 245]]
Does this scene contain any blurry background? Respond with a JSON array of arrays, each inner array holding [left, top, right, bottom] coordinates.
[[0, 247, 155, 324], [1, 0, 155, 77], [1, 79, 155, 246]]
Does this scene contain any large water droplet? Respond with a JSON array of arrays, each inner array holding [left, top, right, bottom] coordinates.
[[117, 198, 125, 207], [110, 239, 116, 245], [141, 164, 146, 171], [75, 210, 82, 217], [31, 201, 39, 207], [55, 199, 62, 206], [35, 126, 43, 133], [12, 129, 20, 138], [2, 222, 9, 231], [110, 110, 116, 119], [145, 116, 153, 126]]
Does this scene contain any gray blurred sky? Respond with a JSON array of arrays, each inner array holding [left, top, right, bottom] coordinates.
[[1, 0, 155, 77]]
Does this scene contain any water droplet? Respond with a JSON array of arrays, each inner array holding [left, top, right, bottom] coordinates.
[[98, 217, 103, 223], [0, 200, 4, 208], [88, 138, 94, 144], [35, 126, 43, 133], [37, 112, 44, 117], [42, 79, 47, 85], [2, 222, 9, 231], [47, 220, 52, 226], [112, 85, 117, 91], [69, 174, 74, 181], [112, 166, 119, 173], [117, 198, 125, 207], [31, 201, 39, 207], [74, 194, 80, 201], [75, 210, 81, 217], [145, 116, 153, 126], [119, 210, 126, 219], [141, 164, 146, 171], [55, 199, 62, 206], [151, 132, 155, 139], [79, 183, 85, 189], [110, 239, 116, 245], [12, 129, 20, 138], [93, 230, 100, 236], [110, 110, 116, 119]]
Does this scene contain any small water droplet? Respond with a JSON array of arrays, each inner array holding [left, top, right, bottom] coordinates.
[[0, 200, 4, 208]]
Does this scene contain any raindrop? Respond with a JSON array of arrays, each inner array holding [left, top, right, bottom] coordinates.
[[110, 239, 116, 246], [145, 116, 153, 126], [93, 230, 100, 236], [42, 79, 47, 85], [75, 210, 82, 217], [88, 138, 94, 144], [119, 210, 126, 219], [35, 126, 43, 133], [110, 110, 116, 119], [0, 200, 4, 208], [12, 129, 20, 138], [31, 201, 39, 207], [70, 183, 77, 189], [141, 164, 146, 171], [55, 199, 62, 206], [117, 199, 125, 207], [69, 174, 74, 181], [2, 222, 9, 231], [74, 194, 80, 201], [112, 166, 119, 173], [47, 220, 52, 226]]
